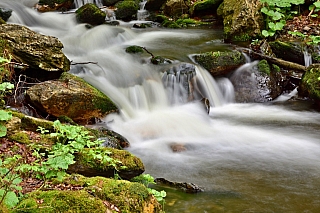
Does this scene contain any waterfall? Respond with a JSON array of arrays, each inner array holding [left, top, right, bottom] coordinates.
[[303, 47, 312, 67], [74, 0, 103, 8], [5, 3, 320, 212], [137, 0, 149, 21]]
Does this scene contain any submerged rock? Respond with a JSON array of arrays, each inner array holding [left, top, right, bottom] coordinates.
[[26, 72, 118, 124], [155, 177, 204, 193]]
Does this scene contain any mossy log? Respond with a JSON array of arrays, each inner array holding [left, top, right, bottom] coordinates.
[[241, 48, 306, 73]]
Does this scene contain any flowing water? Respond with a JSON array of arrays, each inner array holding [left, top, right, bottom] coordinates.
[[3, 1, 320, 212]]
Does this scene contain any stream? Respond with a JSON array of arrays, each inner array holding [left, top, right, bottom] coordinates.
[[2, 1, 320, 212]]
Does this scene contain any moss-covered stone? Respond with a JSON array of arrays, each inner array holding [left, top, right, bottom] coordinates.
[[126, 45, 144, 54], [68, 147, 145, 180], [299, 64, 320, 102], [194, 50, 246, 76], [75, 3, 106, 25], [0, 17, 5, 25], [191, 0, 223, 17], [115, 1, 139, 21], [269, 40, 305, 65], [61, 175, 163, 213], [0, 8, 12, 22], [14, 190, 109, 213]]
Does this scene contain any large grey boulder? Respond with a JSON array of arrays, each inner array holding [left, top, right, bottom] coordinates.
[[217, 0, 264, 42], [0, 24, 70, 73]]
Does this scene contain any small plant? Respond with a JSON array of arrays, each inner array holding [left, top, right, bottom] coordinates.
[[131, 174, 166, 204], [0, 82, 14, 137], [0, 156, 23, 208], [18, 120, 105, 182], [308, 0, 320, 17], [260, 0, 304, 37]]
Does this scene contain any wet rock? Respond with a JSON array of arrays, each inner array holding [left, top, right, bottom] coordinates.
[[26, 72, 118, 124], [0, 24, 70, 75], [75, 3, 106, 25], [0, 7, 12, 21], [67, 147, 145, 180], [217, 0, 264, 42], [155, 177, 204, 193], [193, 50, 246, 76]]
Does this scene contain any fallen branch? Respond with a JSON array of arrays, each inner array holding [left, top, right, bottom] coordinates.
[[240, 48, 306, 72], [142, 47, 154, 58]]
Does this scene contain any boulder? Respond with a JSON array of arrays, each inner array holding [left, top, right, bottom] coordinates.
[[75, 3, 106, 25], [269, 40, 305, 66], [193, 50, 246, 76], [26, 72, 118, 124], [217, 0, 264, 42], [0, 24, 70, 75], [67, 147, 145, 180], [155, 177, 204, 193], [115, 1, 139, 21], [299, 63, 320, 104]]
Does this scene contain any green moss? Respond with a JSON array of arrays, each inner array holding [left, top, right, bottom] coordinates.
[[0, 17, 5, 25], [257, 59, 271, 75], [8, 132, 31, 144], [300, 65, 320, 100], [271, 64, 280, 72], [125, 45, 144, 54], [75, 3, 106, 25], [20, 116, 54, 132], [14, 190, 109, 213], [232, 33, 251, 42]]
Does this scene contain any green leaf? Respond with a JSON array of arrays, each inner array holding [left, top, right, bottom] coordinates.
[[2, 191, 19, 208], [314, 1, 320, 8], [0, 110, 12, 121], [0, 125, 7, 137]]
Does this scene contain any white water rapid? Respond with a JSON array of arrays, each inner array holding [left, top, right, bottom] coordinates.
[[3, 1, 320, 212]]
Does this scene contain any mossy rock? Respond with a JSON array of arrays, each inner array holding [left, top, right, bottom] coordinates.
[[75, 3, 106, 25], [193, 50, 246, 76], [68, 147, 145, 180], [115, 1, 139, 21], [191, 0, 223, 17], [63, 175, 163, 213], [269, 41, 304, 65], [14, 190, 110, 213], [126, 45, 144, 54], [299, 64, 320, 102], [218, 0, 264, 42], [103, 0, 121, 6], [0, 17, 6, 25], [26, 72, 118, 124]]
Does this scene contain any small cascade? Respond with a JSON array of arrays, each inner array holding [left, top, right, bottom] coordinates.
[[303, 47, 312, 67], [137, 0, 149, 21], [74, 0, 103, 8]]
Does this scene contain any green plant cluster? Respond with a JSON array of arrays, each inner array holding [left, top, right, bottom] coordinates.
[[288, 31, 320, 45], [260, 0, 304, 37], [0, 82, 14, 137], [309, 0, 320, 17]]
